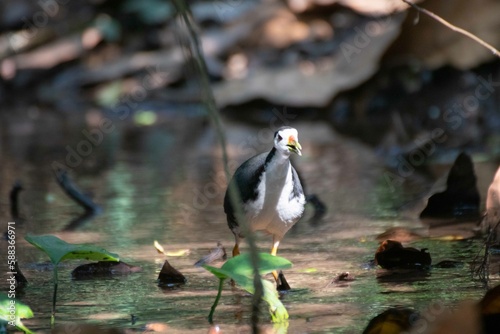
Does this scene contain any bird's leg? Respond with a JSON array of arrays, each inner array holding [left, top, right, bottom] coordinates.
[[230, 234, 242, 288], [271, 237, 291, 291], [232, 234, 241, 257], [271, 238, 280, 281]]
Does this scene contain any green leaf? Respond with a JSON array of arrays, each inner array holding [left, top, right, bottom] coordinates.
[[221, 253, 292, 277], [203, 253, 291, 323], [203, 265, 230, 280], [0, 294, 34, 334], [25, 234, 120, 265], [228, 274, 289, 323]]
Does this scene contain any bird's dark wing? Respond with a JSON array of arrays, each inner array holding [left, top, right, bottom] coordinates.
[[224, 152, 267, 230], [290, 165, 304, 201]]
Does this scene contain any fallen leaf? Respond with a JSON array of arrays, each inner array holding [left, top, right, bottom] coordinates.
[[165, 249, 190, 257], [154, 240, 166, 254]]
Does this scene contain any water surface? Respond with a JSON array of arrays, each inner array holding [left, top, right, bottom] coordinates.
[[0, 114, 497, 333]]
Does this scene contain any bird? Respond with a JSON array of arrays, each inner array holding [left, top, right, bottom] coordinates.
[[224, 126, 306, 290]]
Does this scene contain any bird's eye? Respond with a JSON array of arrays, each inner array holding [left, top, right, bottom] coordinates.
[[277, 134, 283, 141]]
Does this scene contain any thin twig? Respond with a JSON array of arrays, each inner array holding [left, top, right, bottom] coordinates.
[[402, 0, 500, 58], [472, 219, 500, 284], [54, 169, 101, 213]]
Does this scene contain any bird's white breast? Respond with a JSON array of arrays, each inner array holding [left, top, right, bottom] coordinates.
[[243, 160, 305, 239]]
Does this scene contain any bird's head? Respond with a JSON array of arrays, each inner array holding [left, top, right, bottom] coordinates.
[[274, 127, 302, 156]]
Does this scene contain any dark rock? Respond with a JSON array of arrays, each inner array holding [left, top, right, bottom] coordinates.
[[157, 259, 186, 287], [332, 272, 355, 285], [194, 242, 226, 267], [375, 240, 432, 269], [420, 152, 480, 220], [433, 260, 464, 269]]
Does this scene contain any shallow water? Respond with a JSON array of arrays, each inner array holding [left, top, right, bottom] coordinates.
[[1, 113, 498, 333]]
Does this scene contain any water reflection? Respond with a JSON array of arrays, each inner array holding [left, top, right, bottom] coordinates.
[[0, 116, 498, 333]]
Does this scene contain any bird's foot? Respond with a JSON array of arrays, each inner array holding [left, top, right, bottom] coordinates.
[[276, 270, 291, 292]]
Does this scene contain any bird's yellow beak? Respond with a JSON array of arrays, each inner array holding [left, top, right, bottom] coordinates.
[[287, 137, 302, 156]]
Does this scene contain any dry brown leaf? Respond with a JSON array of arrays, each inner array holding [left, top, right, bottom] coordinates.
[[154, 240, 166, 254]]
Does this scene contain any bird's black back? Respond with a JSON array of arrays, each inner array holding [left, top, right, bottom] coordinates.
[[224, 152, 268, 232]]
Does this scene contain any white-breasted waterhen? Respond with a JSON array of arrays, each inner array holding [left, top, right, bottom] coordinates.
[[224, 126, 306, 291]]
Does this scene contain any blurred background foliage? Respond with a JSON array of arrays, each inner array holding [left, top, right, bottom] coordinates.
[[0, 0, 499, 161]]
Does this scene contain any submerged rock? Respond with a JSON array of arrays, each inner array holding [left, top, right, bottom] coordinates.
[[72, 261, 142, 279]]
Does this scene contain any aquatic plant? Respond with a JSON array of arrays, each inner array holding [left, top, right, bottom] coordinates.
[[0, 294, 34, 334], [25, 234, 119, 325], [203, 253, 292, 324]]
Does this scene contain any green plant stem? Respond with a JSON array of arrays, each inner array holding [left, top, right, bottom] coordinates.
[[51, 265, 58, 327], [171, 1, 264, 332], [208, 279, 225, 324]]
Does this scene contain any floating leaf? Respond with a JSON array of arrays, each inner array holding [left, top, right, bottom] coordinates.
[[154, 240, 166, 254], [165, 249, 190, 257], [25, 234, 119, 265], [222, 253, 291, 277], [154, 240, 190, 257]]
